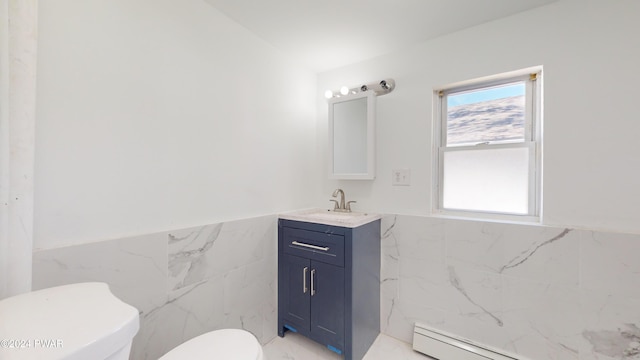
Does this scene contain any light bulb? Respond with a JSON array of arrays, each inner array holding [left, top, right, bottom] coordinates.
[[324, 90, 333, 99], [340, 86, 349, 95]]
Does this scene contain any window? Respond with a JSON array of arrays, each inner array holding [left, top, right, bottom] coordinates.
[[433, 69, 541, 220]]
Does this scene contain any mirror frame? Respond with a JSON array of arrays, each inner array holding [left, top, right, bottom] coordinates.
[[328, 91, 376, 180]]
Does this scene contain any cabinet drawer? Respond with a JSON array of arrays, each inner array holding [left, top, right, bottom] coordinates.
[[283, 227, 344, 267]]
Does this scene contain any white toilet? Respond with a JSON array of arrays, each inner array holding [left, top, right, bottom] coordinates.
[[159, 328, 264, 360], [0, 282, 264, 360]]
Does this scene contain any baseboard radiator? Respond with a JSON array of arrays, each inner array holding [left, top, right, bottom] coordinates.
[[412, 323, 519, 360]]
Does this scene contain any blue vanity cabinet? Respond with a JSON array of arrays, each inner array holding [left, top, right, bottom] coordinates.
[[280, 253, 313, 331], [280, 254, 346, 348], [278, 218, 381, 360]]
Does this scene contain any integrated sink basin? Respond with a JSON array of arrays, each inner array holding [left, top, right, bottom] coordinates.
[[279, 209, 381, 228]]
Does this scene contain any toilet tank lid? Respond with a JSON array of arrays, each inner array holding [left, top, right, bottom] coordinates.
[[0, 282, 140, 360]]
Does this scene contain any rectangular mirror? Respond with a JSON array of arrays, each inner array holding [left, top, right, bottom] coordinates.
[[328, 91, 376, 179]]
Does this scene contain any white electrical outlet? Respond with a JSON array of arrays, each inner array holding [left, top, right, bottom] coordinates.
[[392, 168, 411, 186]]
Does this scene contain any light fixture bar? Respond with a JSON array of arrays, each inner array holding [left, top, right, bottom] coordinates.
[[324, 78, 395, 99]]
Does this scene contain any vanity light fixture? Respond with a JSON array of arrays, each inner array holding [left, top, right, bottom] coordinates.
[[324, 78, 395, 100]]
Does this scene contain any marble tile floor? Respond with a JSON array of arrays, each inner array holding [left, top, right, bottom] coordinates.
[[264, 332, 429, 360]]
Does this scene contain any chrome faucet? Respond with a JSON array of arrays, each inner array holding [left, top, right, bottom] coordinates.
[[330, 189, 356, 212]]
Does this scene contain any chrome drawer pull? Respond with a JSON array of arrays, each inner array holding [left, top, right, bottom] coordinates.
[[292, 241, 330, 252], [311, 269, 316, 296], [303, 267, 308, 294]]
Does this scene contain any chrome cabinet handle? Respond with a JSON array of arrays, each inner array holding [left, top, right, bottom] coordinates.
[[291, 241, 330, 252], [303, 267, 308, 294], [310, 269, 316, 296]]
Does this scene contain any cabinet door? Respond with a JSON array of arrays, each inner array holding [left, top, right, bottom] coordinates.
[[281, 254, 311, 331], [310, 260, 345, 350]]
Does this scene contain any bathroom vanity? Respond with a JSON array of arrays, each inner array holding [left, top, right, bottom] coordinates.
[[277, 210, 381, 360]]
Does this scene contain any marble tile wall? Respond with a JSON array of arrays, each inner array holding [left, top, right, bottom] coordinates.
[[380, 215, 640, 360], [32, 213, 639, 360], [32, 215, 277, 360]]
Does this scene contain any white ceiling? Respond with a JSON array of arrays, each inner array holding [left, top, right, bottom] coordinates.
[[203, 0, 558, 72]]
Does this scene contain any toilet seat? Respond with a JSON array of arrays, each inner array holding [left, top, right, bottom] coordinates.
[[159, 329, 264, 360]]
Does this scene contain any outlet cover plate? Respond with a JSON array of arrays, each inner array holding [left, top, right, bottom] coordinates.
[[392, 168, 411, 186]]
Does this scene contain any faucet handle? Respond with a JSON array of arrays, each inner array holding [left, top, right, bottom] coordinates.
[[329, 199, 340, 210], [346, 201, 356, 212]]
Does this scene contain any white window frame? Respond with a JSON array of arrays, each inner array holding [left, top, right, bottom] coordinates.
[[432, 68, 542, 222]]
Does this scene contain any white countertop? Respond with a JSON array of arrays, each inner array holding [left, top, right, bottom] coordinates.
[[279, 208, 381, 228]]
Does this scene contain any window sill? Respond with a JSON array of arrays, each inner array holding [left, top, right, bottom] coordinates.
[[430, 209, 541, 226]]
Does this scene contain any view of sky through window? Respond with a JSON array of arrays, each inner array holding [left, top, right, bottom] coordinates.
[[447, 83, 524, 107]]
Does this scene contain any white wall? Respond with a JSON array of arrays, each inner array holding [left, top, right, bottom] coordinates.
[[35, 0, 319, 249], [318, 0, 640, 234], [0, 0, 37, 299]]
